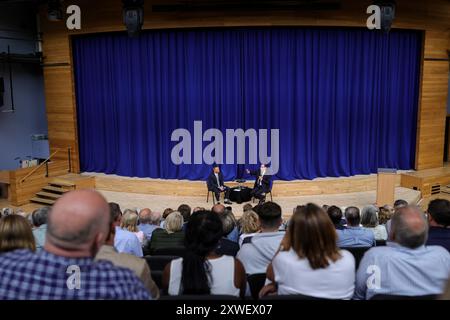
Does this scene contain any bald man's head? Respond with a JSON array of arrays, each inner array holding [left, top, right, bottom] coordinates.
[[45, 190, 110, 257], [391, 206, 428, 249], [139, 208, 152, 224], [212, 204, 225, 215]]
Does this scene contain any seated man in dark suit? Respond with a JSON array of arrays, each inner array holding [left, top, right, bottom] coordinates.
[[246, 164, 271, 205], [207, 165, 232, 204]]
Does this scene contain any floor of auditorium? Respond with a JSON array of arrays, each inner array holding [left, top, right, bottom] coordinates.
[[2, 186, 447, 219]]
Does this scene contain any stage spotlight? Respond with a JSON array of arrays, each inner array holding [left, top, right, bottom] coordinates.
[[47, 0, 64, 22], [375, 0, 396, 33], [122, 0, 144, 37]]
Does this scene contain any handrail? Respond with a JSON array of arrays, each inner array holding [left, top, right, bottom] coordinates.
[[20, 148, 69, 184]]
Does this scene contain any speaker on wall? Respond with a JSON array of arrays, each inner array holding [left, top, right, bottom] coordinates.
[[0, 77, 4, 107]]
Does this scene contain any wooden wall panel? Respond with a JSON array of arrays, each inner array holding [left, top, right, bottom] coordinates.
[[39, 0, 450, 178], [416, 59, 449, 170], [42, 66, 80, 172], [9, 161, 71, 205]]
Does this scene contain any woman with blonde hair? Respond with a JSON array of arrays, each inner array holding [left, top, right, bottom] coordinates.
[[121, 210, 145, 244], [148, 211, 185, 254], [238, 210, 260, 246], [0, 215, 36, 253]]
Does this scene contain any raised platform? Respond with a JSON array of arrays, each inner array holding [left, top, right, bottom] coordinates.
[[400, 166, 450, 198], [97, 187, 421, 219], [91, 172, 402, 197]]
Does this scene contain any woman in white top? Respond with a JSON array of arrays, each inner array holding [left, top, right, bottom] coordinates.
[[361, 205, 388, 241], [260, 203, 355, 300], [163, 210, 246, 297]]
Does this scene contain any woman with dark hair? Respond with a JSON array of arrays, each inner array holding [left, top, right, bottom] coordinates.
[[260, 203, 355, 299], [162, 210, 246, 297], [0, 214, 36, 253]]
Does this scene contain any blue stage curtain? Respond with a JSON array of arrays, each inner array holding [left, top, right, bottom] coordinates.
[[73, 28, 421, 181]]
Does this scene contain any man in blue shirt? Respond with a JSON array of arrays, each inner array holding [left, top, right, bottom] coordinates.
[[355, 206, 450, 300], [426, 199, 450, 252], [0, 190, 150, 300], [115, 226, 143, 257], [337, 206, 375, 247], [31, 206, 51, 251], [138, 208, 161, 243]]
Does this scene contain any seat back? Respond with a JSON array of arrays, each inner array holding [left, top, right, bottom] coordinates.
[[370, 294, 437, 300], [260, 294, 335, 300], [160, 295, 240, 301], [153, 247, 186, 257], [340, 246, 371, 269], [247, 273, 267, 300], [145, 255, 180, 289]]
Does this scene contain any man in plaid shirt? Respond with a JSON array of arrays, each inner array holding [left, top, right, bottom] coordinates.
[[0, 190, 151, 300]]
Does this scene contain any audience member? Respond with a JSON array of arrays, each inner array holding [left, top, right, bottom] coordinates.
[[237, 202, 284, 275], [0, 190, 151, 299], [238, 210, 260, 246], [31, 207, 51, 250], [337, 207, 375, 247], [216, 210, 240, 256], [121, 210, 145, 244], [426, 199, 450, 251], [96, 202, 159, 298], [162, 210, 245, 297], [378, 206, 393, 226], [112, 203, 144, 258], [178, 204, 191, 224], [361, 205, 388, 241], [261, 203, 355, 299], [160, 208, 174, 228], [355, 206, 450, 299], [212, 204, 239, 243], [327, 205, 345, 230], [148, 211, 185, 253], [243, 203, 253, 212], [0, 215, 36, 253], [138, 208, 161, 243], [385, 200, 409, 235], [193, 207, 205, 212]]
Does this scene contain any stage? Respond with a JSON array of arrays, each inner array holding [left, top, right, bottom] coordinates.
[[96, 187, 421, 219], [8, 169, 450, 218]]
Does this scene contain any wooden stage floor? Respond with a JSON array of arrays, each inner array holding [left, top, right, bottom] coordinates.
[[8, 167, 450, 218], [96, 187, 421, 219]]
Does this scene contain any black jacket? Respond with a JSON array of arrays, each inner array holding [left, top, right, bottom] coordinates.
[[248, 169, 271, 192], [207, 171, 225, 190]]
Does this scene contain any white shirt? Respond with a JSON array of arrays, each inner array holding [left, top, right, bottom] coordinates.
[[366, 225, 388, 241], [214, 173, 221, 188], [272, 248, 355, 299], [168, 256, 240, 297]]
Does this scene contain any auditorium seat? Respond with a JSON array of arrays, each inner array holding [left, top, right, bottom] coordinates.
[[340, 247, 371, 270], [260, 294, 335, 300], [247, 273, 267, 300], [370, 294, 437, 300], [376, 240, 387, 246], [152, 247, 186, 257], [145, 255, 180, 289], [160, 295, 240, 301]]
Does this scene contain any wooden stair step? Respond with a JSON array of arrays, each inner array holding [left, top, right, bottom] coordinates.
[[50, 179, 76, 188], [36, 192, 62, 200], [30, 197, 56, 205], [42, 186, 68, 193]]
